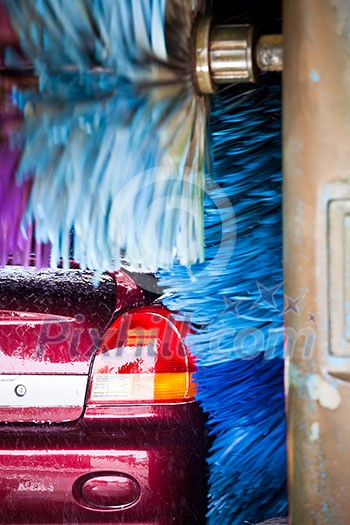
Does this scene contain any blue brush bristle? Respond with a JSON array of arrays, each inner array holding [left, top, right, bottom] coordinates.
[[198, 357, 286, 523], [159, 83, 287, 523]]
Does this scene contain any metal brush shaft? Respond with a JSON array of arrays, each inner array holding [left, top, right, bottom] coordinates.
[[195, 16, 283, 94], [209, 24, 256, 84], [256, 34, 283, 73], [0, 17, 283, 96]]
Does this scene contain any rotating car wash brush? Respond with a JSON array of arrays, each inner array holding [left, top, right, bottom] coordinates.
[[1, 0, 282, 272], [158, 2, 287, 523], [2, 0, 209, 271], [0, 1, 286, 523], [159, 83, 287, 524]]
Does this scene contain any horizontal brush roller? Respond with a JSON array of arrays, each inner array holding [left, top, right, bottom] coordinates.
[[0, 14, 283, 97]]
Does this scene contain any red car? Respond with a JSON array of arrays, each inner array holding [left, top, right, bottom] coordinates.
[[0, 265, 207, 524]]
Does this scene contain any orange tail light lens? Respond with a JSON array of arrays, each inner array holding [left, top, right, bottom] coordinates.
[[88, 307, 197, 404]]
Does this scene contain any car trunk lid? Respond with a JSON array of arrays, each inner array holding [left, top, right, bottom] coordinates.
[[0, 266, 146, 423]]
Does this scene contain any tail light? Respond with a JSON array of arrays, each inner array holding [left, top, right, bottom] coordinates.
[[88, 307, 197, 404]]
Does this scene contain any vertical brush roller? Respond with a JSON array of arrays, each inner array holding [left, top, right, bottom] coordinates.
[[159, 82, 287, 524], [159, 2, 286, 524]]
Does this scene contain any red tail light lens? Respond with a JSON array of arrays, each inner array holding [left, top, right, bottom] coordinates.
[[88, 307, 197, 404]]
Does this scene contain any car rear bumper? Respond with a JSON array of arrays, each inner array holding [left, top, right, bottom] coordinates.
[[0, 404, 207, 524]]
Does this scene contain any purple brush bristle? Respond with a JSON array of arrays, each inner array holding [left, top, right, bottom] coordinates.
[[0, 141, 50, 268], [0, 97, 50, 268], [0, 142, 30, 265], [0, 1, 50, 269]]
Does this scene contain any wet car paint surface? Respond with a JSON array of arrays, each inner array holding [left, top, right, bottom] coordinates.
[[0, 267, 207, 523], [0, 405, 207, 524], [0, 267, 145, 374]]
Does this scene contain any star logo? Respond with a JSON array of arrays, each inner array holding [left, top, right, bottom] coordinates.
[[284, 295, 303, 315], [253, 281, 283, 309], [223, 296, 242, 318], [308, 312, 317, 322], [206, 296, 243, 328]]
